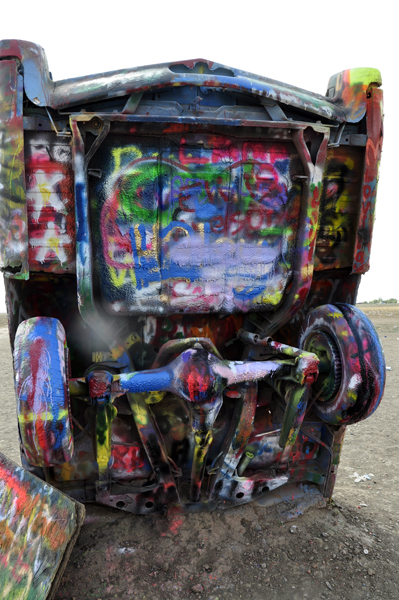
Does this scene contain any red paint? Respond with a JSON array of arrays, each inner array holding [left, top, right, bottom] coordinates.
[[187, 368, 210, 402], [0, 463, 34, 514], [88, 372, 112, 399], [352, 87, 383, 273], [25, 147, 76, 272], [111, 443, 145, 471]]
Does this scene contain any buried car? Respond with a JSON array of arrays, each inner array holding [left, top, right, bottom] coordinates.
[[0, 40, 385, 518]]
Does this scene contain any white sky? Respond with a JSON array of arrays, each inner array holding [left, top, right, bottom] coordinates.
[[1, 0, 397, 311]]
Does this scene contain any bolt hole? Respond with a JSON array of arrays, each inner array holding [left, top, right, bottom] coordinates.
[[145, 501, 154, 509], [262, 486, 269, 493], [38, 123, 42, 127], [116, 501, 125, 508], [236, 492, 244, 499]]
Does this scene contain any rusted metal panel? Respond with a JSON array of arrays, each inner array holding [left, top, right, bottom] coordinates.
[[0, 452, 84, 600], [0, 60, 28, 279]]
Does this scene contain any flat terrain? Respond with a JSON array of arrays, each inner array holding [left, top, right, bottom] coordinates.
[[1, 306, 398, 600]]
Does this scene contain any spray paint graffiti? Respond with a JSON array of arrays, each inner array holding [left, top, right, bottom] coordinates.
[[0, 60, 28, 278], [315, 147, 364, 270], [327, 67, 382, 123], [352, 87, 383, 273], [0, 452, 84, 600], [275, 270, 360, 347], [299, 303, 385, 425], [91, 138, 302, 314], [145, 313, 243, 358], [0, 41, 385, 521], [14, 318, 74, 467], [25, 132, 76, 273]]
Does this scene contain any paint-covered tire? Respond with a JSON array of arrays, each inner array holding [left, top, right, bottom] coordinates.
[[13, 317, 74, 466], [299, 304, 385, 425]]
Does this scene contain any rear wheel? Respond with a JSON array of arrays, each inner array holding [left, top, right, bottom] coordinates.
[[14, 317, 74, 466], [299, 304, 385, 425]]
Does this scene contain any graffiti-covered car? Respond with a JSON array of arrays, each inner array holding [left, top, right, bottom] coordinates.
[[0, 40, 385, 515]]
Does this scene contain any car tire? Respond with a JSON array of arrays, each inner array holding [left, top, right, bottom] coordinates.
[[299, 304, 385, 425], [13, 317, 74, 466]]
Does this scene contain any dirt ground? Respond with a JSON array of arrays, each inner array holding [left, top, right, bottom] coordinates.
[[1, 306, 398, 600]]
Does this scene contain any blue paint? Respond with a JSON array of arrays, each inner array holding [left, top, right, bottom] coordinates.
[[275, 159, 290, 175], [161, 260, 200, 282], [75, 182, 89, 268], [194, 197, 220, 220], [160, 221, 194, 239], [129, 225, 161, 290], [262, 443, 273, 454], [120, 369, 172, 393], [233, 285, 270, 300], [16, 319, 69, 457]]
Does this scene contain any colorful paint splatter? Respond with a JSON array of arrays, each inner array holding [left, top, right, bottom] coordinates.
[[14, 318, 73, 467], [91, 137, 302, 314], [25, 132, 76, 273], [0, 40, 385, 522], [0, 60, 28, 278], [0, 452, 84, 600]]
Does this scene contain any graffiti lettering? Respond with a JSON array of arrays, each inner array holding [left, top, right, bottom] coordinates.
[[92, 139, 300, 313]]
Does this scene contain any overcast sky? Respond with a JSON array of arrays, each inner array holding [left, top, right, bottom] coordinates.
[[1, 0, 396, 312]]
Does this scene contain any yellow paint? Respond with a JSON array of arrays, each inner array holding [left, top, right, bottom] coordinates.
[[57, 408, 69, 420], [109, 340, 127, 361], [348, 68, 382, 87], [109, 266, 128, 288], [162, 224, 190, 243], [347, 388, 357, 401], [9, 137, 24, 193], [96, 405, 117, 475], [145, 391, 166, 404], [197, 222, 205, 241], [261, 290, 283, 306], [111, 145, 143, 172], [131, 394, 149, 425], [47, 235, 60, 252], [133, 224, 158, 258], [59, 462, 74, 482], [38, 182, 52, 205], [123, 331, 141, 348], [97, 442, 110, 472], [328, 311, 342, 319], [18, 412, 54, 423]]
